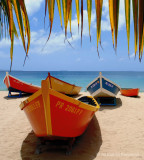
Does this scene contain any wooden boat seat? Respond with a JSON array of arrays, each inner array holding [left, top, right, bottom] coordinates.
[[78, 96, 98, 106]]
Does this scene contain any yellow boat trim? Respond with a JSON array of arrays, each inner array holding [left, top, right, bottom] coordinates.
[[87, 96, 100, 109], [49, 89, 99, 112], [41, 80, 52, 136], [46, 74, 82, 95], [20, 84, 100, 112], [27, 89, 42, 103], [19, 89, 42, 110]]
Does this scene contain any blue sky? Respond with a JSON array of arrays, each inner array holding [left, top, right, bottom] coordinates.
[[0, 0, 144, 71]]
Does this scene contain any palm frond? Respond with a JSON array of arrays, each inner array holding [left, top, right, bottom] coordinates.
[[125, 0, 130, 54], [95, 0, 103, 51], [56, 0, 63, 28], [13, 0, 26, 52], [0, 0, 30, 69], [46, 0, 55, 42], [113, 0, 120, 51], [69, 5, 72, 37], [87, 0, 92, 41], [75, 0, 80, 32], [1, 0, 144, 64], [132, 0, 138, 56], [109, 0, 114, 47], [81, 0, 83, 46], [138, 0, 144, 60]]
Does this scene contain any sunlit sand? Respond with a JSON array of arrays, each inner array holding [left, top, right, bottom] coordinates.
[[0, 91, 144, 160]]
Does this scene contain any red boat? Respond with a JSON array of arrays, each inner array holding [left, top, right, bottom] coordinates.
[[20, 79, 100, 137], [120, 88, 139, 97], [4, 72, 40, 96]]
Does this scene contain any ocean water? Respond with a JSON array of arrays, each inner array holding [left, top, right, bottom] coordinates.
[[0, 71, 144, 92]]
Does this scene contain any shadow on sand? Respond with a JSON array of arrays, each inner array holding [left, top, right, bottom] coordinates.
[[99, 98, 122, 111], [3, 93, 32, 100], [120, 94, 141, 98], [20, 115, 102, 160]]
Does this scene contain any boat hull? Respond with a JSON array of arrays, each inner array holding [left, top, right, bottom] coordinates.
[[87, 74, 120, 98], [20, 80, 99, 138], [46, 74, 81, 95], [120, 88, 139, 97], [4, 73, 40, 94]]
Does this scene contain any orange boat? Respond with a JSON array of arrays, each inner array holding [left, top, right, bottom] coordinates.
[[3, 72, 40, 96], [120, 88, 139, 97], [20, 79, 100, 137], [46, 73, 81, 95]]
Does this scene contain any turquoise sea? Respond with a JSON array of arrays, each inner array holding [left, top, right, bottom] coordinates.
[[0, 71, 144, 92]]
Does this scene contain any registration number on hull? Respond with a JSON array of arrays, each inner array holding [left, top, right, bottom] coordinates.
[[55, 101, 83, 115]]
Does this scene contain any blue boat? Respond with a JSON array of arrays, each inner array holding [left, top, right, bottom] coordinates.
[[87, 72, 121, 98]]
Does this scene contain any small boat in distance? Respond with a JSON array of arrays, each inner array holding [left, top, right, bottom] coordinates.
[[46, 72, 81, 95], [20, 79, 100, 138], [120, 88, 139, 97], [4, 72, 40, 96], [87, 72, 121, 98]]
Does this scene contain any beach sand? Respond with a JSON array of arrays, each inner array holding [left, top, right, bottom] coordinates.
[[0, 91, 144, 160]]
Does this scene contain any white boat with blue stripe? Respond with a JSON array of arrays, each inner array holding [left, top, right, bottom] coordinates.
[[87, 72, 121, 98]]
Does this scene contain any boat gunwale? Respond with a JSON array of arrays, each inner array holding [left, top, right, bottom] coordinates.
[[20, 88, 99, 112], [87, 74, 121, 90], [86, 77, 100, 90], [120, 88, 139, 91], [48, 75, 82, 89], [20, 89, 42, 110]]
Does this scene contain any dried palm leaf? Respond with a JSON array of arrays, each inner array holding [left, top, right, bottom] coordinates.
[[69, 5, 72, 37], [65, 0, 72, 37], [7, 0, 14, 68], [62, 0, 66, 37], [13, 0, 26, 52], [56, 0, 63, 28], [87, 0, 92, 41], [138, 0, 144, 60], [132, 0, 138, 56], [125, 0, 130, 54], [113, 0, 120, 50], [81, 0, 83, 46], [18, 0, 30, 55], [75, 0, 80, 32], [46, 0, 55, 41], [109, 0, 114, 47], [95, 0, 103, 50]]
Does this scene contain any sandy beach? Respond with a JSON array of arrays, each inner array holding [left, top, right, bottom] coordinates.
[[0, 91, 144, 160]]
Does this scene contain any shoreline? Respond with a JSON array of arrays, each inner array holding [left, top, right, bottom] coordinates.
[[0, 91, 144, 160]]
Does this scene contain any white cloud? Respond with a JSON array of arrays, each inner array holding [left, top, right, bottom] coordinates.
[[130, 53, 135, 58], [0, 38, 10, 48], [25, 0, 43, 15], [70, 10, 96, 37], [30, 30, 67, 54], [119, 0, 125, 29], [29, 10, 96, 55], [101, 0, 126, 31], [0, 37, 21, 48]]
